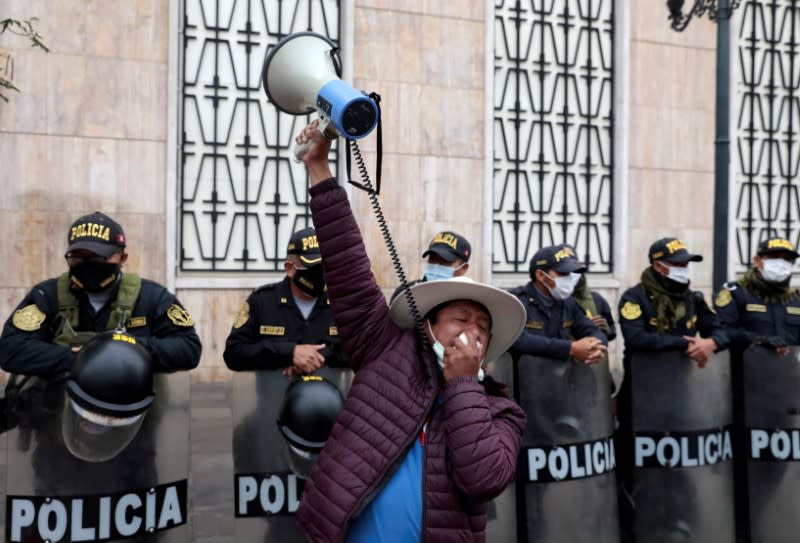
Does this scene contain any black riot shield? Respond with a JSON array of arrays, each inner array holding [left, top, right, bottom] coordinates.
[[512, 354, 618, 543], [5, 373, 190, 543], [231, 367, 352, 543], [628, 351, 734, 543], [742, 345, 800, 543]]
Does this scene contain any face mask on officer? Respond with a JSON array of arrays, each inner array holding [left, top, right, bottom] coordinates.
[[657, 261, 691, 285], [292, 264, 326, 297], [67, 257, 122, 293], [424, 262, 465, 282], [539, 270, 580, 301], [760, 258, 794, 283]]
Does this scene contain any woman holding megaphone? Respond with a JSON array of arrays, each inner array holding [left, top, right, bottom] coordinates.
[[290, 120, 527, 543]]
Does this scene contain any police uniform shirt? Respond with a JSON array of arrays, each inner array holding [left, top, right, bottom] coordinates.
[[714, 281, 800, 350], [223, 276, 345, 371], [617, 284, 728, 355], [509, 281, 607, 360], [0, 275, 202, 379]]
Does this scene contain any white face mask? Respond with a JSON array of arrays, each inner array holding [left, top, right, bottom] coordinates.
[[543, 272, 579, 301], [760, 258, 794, 283], [661, 263, 691, 284], [428, 323, 484, 381]]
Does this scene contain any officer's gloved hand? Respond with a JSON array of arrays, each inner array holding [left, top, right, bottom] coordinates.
[[753, 336, 788, 352]]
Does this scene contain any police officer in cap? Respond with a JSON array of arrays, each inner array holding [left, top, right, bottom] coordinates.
[[223, 227, 344, 374], [0, 211, 202, 379], [509, 244, 607, 363], [715, 237, 800, 350], [618, 237, 726, 366], [391, 231, 471, 302]]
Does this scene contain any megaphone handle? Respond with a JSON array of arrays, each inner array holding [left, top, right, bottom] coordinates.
[[294, 118, 339, 162]]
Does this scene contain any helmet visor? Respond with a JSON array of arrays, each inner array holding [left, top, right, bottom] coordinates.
[[282, 440, 319, 479], [62, 397, 146, 462]]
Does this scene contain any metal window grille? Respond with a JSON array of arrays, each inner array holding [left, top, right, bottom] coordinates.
[[736, 0, 800, 270], [493, 0, 615, 275], [179, 0, 341, 273]]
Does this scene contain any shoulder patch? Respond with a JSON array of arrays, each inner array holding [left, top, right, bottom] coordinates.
[[167, 304, 195, 327], [715, 289, 732, 307], [621, 301, 642, 320], [233, 301, 249, 329], [12, 304, 46, 331]]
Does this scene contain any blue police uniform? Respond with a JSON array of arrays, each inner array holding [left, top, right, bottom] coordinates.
[[509, 282, 606, 359]]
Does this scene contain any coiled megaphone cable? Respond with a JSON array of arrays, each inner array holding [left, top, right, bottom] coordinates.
[[346, 137, 432, 358]]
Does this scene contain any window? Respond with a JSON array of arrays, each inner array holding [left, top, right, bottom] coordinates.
[[493, 0, 615, 274], [735, 0, 800, 270], [179, 0, 341, 273]]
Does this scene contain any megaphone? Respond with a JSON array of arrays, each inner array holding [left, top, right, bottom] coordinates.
[[262, 32, 379, 158]]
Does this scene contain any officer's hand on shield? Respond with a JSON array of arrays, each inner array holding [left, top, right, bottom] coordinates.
[[569, 336, 607, 365], [684, 336, 717, 368], [289, 344, 326, 376], [753, 335, 789, 356], [297, 119, 334, 185]]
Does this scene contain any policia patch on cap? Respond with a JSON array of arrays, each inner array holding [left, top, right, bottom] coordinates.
[[233, 302, 249, 329], [12, 305, 46, 331], [621, 301, 642, 320], [167, 304, 195, 327]]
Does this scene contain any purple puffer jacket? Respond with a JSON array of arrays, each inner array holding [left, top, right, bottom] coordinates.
[[296, 178, 526, 543]]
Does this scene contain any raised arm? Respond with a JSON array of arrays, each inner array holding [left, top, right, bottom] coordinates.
[[298, 122, 403, 369]]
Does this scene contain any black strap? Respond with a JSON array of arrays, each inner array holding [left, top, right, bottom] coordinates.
[[346, 92, 382, 195]]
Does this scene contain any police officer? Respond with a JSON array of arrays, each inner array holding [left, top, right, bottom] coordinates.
[[617, 237, 725, 367], [223, 227, 344, 373], [714, 237, 800, 350], [714, 237, 800, 543], [0, 211, 202, 379], [391, 230, 472, 302], [509, 244, 607, 363], [616, 237, 728, 540]]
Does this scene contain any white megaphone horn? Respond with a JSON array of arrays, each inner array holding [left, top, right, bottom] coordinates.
[[262, 32, 379, 160]]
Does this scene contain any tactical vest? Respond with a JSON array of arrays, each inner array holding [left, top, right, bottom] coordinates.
[[52, 272, 142, 347]]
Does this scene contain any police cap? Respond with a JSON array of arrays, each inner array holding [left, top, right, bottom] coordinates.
[[422, 231, 471, 263], [529, 244, 586, 274], [287, 227, 322, 266], [757, 237, 800, 260], [648, 237, 703, 263]]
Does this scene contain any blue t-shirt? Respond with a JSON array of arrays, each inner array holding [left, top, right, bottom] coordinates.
[[345, 435, 425, 542]]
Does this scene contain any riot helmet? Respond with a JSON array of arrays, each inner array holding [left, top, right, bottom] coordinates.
[[62, 332, 154, 462], [277, 375, 343, 479]]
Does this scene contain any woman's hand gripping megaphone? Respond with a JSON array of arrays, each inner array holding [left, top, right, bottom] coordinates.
[[296, 119, 334, 186]]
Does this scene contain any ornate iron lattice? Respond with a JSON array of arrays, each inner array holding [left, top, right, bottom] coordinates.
[[735, 0, 800, 271], [493, 0, 615, 275], [179, 0, 340, 272]]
